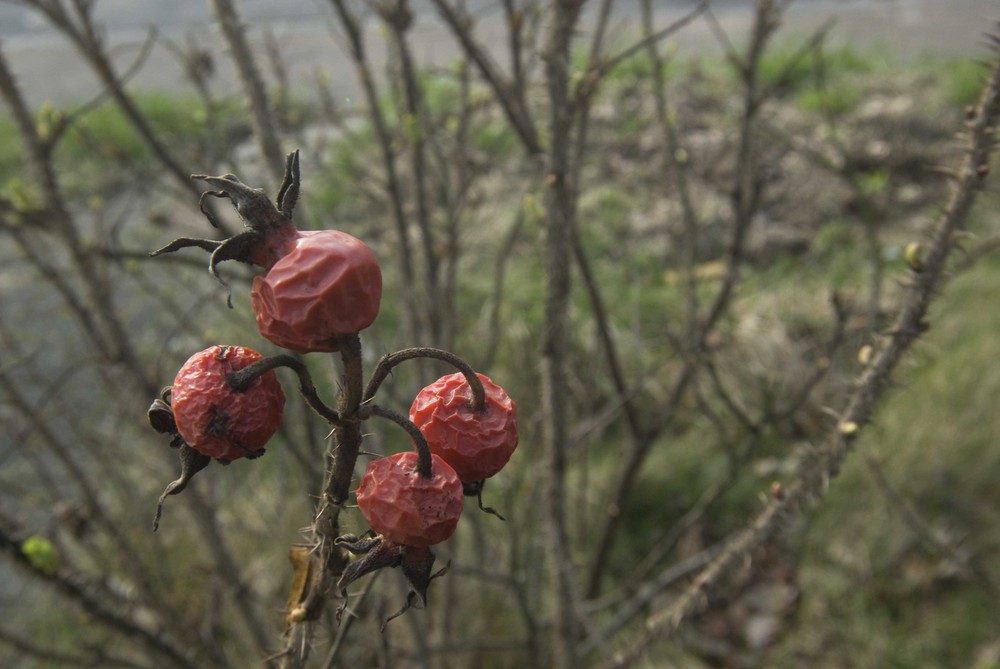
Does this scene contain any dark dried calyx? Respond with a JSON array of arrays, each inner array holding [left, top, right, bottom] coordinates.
[[149, 150, 302, 307]]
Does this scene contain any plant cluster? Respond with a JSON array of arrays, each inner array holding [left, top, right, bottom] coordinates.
[[145, 150, 518, 623]]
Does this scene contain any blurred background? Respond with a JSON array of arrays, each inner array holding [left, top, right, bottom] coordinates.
[[1, 1, 998, 668]]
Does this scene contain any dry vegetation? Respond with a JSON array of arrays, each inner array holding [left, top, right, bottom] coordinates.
[[1, 1, 999, 668]]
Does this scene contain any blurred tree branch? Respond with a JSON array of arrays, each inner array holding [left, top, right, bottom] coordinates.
[[604, 28, 1000, 667]]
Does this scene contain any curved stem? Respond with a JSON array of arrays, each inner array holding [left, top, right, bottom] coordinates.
[[368, 404, 433, 479], [363, 347, 485, 412], [227, 354, 343, 426], [368, 404, 433, 478]]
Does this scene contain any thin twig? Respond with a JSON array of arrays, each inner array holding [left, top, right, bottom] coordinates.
[[603, 33, 1000, 668], [363, 347, 486, 411]]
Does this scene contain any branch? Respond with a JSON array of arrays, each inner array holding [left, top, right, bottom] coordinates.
[[592, 1, 708, 81], [586, 0, 782, 596], [540, 1, 586, 666], [429, 0, 542, 154], [0, 623, 143, 668], [0, 511, 197, 669], [603, 32, 1000, 668], [227, 354, 343, 426], [279, 335, 365, 668], [328, 0, 420, 343], [363, 346, 486, 411], [209, 0, 286, 186], [379, 0, 445, 343]]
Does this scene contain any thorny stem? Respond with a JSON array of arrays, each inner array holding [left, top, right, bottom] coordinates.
[[603, 28, 1000, 669], [368, 404, 434, 479], [227, 354, 343, 426], [281, 340, 483, 662], [363, 347, 486, 412], [280, 334, 364, 668]]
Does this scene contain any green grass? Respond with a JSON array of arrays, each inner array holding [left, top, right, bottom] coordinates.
[[0, 114, 22, 184], [58, 92, 199, 162], [796, 83, 862, 115], [759, 44, 886, 95], [768, 255, 1000, 667], [920, 55, 992, 107]]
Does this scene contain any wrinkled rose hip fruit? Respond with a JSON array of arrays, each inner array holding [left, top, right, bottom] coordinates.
[[171, 345, 285, 461], [252, 229, 382, 353], [356, 451, 464, 547], [409, 372, 518, 483]]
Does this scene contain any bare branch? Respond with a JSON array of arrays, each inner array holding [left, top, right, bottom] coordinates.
[[210, 0, 286, 186], [603, 33, 1000, 668]]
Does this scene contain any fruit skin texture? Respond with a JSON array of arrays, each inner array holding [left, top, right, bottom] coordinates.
[[171, 345, 285, 461], [356, 452, 464, 548], [251, 230, 382, 353], [409, 373, 518, 483]]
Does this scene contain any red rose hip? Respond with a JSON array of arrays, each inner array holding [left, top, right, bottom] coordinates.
[[355, 451, 464, 547], [409, 373, 518, 483], [170, 345, 285, 461], [150, 152, 382, 353], [251, 229, 382, 353]]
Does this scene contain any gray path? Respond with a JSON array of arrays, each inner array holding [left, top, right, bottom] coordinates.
[[0, 1, 997, 107]]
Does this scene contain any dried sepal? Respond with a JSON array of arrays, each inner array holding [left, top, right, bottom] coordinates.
[[150, 152, 300, 306], [147, 387, 176, 434], [152, 444, 211, 532], [463, 479, 506, 520], [276, 150, 301, 219], [334, 533, 448, 628]]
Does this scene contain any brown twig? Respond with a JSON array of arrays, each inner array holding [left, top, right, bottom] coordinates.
[[380, 0, 447, 344], [363, 346, 486, 411], [0, 510, 198, 669], [227, 354, 344, 426], [586, 0, 783, 598], [210, 0, 286, 186], [540, 2, 586, 666], [603, 31, 1000, 668], [279, 334, 365, 668], [368, 404, 434, 478], [329, 0, 421, 344], [430, 0, 542, 154], [19, 0, 205, 203]]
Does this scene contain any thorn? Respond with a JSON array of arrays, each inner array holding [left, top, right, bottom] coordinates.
[[839, 421, 859, 438], [904, 241, 925, 273], [857, 345, 874, 367]]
